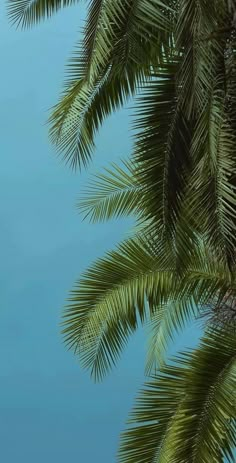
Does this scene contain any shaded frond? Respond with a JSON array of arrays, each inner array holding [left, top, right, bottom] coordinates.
[[133, 60, 192, 240], [175, 0, 228, 117], [188, 87, 236, 267]]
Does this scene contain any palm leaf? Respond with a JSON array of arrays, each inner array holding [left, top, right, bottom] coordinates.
[[188, 87, 236, 267], [133, 60, 193, 240], [78, 159, 143, 222], [62, 236, 176, 380], [7, 0, 79, 27], [67, 0, 172, 83], [145, 295, 198, 374], [175, 0, 227, 117], [49, 70, 140, 169], [49, 0, 173, 167], [62, 233, 235, 380], [119, 327, 236, 463]]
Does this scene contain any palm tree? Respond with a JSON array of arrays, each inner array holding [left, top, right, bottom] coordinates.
[[9, 0, 236, 460]]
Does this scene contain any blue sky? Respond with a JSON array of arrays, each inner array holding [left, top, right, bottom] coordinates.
[[0, 3, 200, 462]]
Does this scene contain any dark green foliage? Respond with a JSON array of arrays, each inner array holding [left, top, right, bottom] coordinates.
[[9, 1, 236, 460]]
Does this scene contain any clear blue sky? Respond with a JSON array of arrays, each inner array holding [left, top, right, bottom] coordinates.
[[0, 3, 200, 462]]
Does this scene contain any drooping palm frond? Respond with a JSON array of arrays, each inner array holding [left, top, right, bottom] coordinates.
[[45, 0, 236, 176], [175, 0, 227, 118], [176, 10, 236, 268], [119, 327, 236, 463], [188, 93, 236, 267], [145, 295, 198, 374], [62, 232, 235, 381], [78, 159, 143, 222], [70, 0, 171, 84], [48, 0, 173, 168], [8, 0, 173, 167], [49, 69, 142, 169], [144, 239, 236, 372], [131, 31, 236, 268], [7, 0, 79, 27], [62, 236, 176, 380], [133, 60, 193, 240]]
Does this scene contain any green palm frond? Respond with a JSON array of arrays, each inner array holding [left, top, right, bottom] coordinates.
[[145, 240, 236, 373], [175, 0, 227, 117], [145, 295, 198, 374], [73, 0, 113, 83], [62, 232, 235, 380], [62, 236, 176, 380], [78, 159, 143, 222], [69, 0, 169, 83], [48, 0, 173, 167], [7, 0, 79, 27], [119, 327, 236, 463], [49, 69, 141, 169], [66, 0, 128, 84], [67, 0, 172, 83], [173, 1, 236, 268], [133, 60, 192, 239], [188, 87, 236, 267], [131, 49, 236, 267]]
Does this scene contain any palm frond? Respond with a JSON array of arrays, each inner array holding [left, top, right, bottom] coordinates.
[[188, 88, 236, 267], [175, 0, 227, 117], [66, 0, 126, 84], [7, 0, 79, 27], [145, 240, 236, 372], [49, 67, 145, 169], [62, 232, 235, 380], [49, 0, 173, 167], [68, 0, 172, 83], [130, 40, 236, 268], [133, 60, 193, 240], [62, 236, 176, 380], [119, 327, 236, 463], [78, 159, 143, 222], [145, 295, 198, 374]]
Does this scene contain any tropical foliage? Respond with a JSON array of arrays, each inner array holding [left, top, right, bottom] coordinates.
[[8, 0, 236, 461], [64, 201, 236, 380], [64, 160, 236, 459], [72, 159, 236, 459], [119, 328, 236, 463], [8, 0, 236, 261]]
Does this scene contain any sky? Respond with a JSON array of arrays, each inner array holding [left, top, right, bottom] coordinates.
[[0, 3, 200, 462]]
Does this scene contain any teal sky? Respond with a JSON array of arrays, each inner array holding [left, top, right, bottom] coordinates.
[[0, 3, 200, 462]]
